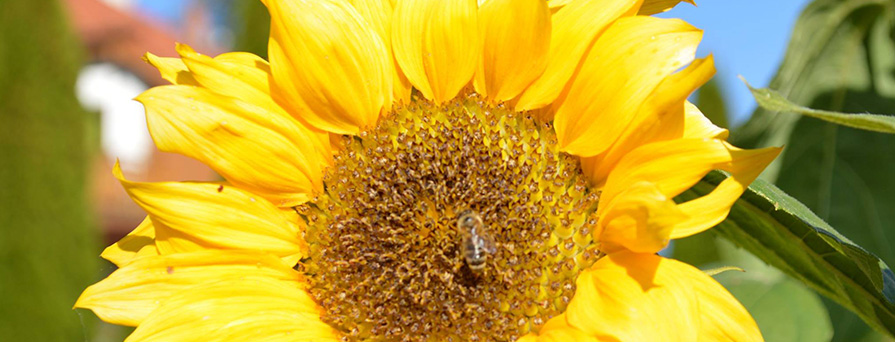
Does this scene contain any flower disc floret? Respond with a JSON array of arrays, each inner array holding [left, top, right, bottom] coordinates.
[[301, 95, 601, 342]]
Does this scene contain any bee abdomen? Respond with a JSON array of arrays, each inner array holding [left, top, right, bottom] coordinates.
[[464, 236, 489, 270]]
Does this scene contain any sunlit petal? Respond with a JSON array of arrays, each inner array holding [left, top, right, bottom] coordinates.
[[553, 16, 701, 157], [113, 163, 308, 265], [601, 139, 781, 241], [639, 0, 696, 15], [566, 251, 761, 341], [101, 216, 159, 267], [125, 276, 339, 342], [349, 0, 413, 104], [516, 0, 643, 111], [75, 251, 300, 327], [579, 56, 716, 186], [474, 0, 550, 102], [264, 0, 391, 134], [393, 0, 478, 103], [136, 85, 326, 206]]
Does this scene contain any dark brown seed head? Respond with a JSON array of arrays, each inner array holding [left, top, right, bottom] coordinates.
[[298, 95, 602, 342]]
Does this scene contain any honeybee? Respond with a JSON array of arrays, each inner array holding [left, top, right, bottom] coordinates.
[[457, 209, 497, 271]]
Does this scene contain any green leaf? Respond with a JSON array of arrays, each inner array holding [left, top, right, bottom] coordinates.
[[681, 171, 895, 337], [732, 0, 895, 180], [695, 77, 729, 129], [673, 231, 833, 341], [731, 0, 895, 338], [721, 274, 833, 342], [742, 77, 895, 133], [708, 242, 833, 342], [703, 265, 744, 276], [232, 0, 271, 59]]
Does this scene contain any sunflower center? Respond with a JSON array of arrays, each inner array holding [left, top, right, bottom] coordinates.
[[298, 95, 602, 342]]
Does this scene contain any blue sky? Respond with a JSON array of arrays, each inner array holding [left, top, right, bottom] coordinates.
[[659, 0, 810, 124], [136, 0, 187, 26], [136, 0, 810, 125]]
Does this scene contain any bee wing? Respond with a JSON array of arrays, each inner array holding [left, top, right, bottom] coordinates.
[[481, 233, 497, 254]]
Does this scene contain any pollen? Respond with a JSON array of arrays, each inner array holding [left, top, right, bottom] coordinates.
[[298, 95, 603, 342]]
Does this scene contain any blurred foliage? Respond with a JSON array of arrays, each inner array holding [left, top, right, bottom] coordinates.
[[725, 274, 833, 342], [695, 77, 730, 129], [745, 79, 895, 133], [232, 0, 270, 58], [709, 238, 833, 342], [675, 233, 834, 342], [680, 172, 895, 338], [0, 0, 101, 340], [724, 0, 895, 339]]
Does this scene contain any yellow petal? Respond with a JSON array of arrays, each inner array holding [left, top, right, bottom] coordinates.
[[546, 0, 573, 9], [113, 163, 308, 264], [348, 0, 391, 50], [602, 139, 766, 210], [265, 0, 390, 134], [692, 268, 765, 342], [566, 252, 761, 341], [349, 0, 413, 104], [143, 52, 198, 86], [601, 139, 780, 240], [596, 181, 688, 253], [639, 0, 696, 15], [636, 56, 715, 135], [683, 101, 729, 140], [474, 0, 550, 102], [146, 46, 333, 162], [179, 44, 334, 159], [174, 44, 334, 164], [175, 44, 275, 109], [553, 16, 702, 157], [518, 314, 599, 342], [515, 0, 643, 111], [151, 219, 217, 257], [393, 0, 478, 103], [580, 56, 715, 186], [75, 251, 300, 327], [566, 251, 698, 341], [671, 144, 781, 238], [125, 276, 340, 342], [101, 216, 159, 267], [136, 85, 325, 207]]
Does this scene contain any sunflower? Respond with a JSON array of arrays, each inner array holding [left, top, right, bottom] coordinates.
[[76, 0, 780, 341]]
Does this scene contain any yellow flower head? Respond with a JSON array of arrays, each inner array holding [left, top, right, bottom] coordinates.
[[77, 0, 780, 341]]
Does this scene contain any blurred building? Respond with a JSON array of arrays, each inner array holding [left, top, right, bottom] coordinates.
[[64, 0, 223, 242]]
